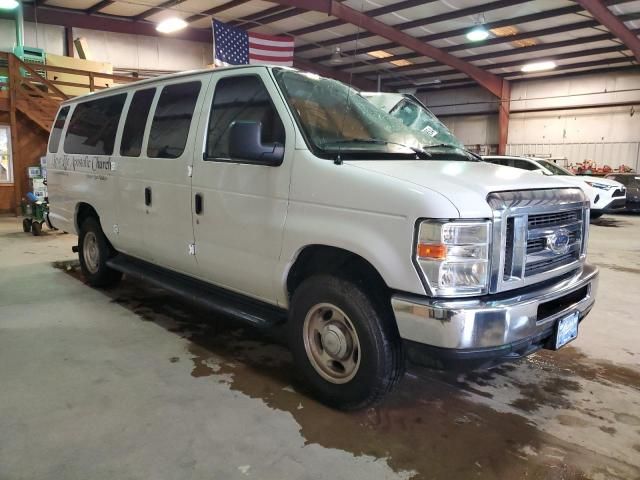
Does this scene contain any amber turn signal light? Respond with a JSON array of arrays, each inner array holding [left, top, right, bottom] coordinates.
[[417, 243, 447, 260]]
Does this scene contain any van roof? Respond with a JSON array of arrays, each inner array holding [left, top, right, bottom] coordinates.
[[60, 64, 273, 106]]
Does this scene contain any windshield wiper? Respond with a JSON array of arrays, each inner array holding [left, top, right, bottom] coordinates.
[[423, 143, 480, 161], [322, 138, 431, 162]]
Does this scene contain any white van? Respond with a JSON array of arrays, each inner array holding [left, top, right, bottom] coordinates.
[[47, 66, 599, 410]]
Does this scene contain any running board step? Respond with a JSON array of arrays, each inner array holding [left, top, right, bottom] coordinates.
[[106, 254, 287, 328]]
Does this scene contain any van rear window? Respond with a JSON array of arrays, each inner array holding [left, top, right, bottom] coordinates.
[[120, 88, 155, 157], [48, 106, 70, 153], [64, 94, 126, 156], [147, 81, 201, 159]]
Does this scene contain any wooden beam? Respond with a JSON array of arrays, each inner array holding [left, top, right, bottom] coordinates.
[[64, 26, 74, 57], [575, 0, 640, 62], [7, 55, 21, 215]]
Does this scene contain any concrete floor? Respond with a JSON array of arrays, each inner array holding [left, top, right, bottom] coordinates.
[[1, 214, 639, 480]]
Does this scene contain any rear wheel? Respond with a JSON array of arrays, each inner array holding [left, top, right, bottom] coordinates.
[[78, 217, 122, 288], [288, 275, 404, 410], [31, 221, 42, 236]]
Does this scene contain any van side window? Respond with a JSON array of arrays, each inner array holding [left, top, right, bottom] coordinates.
[[147, 81, 201, 159], [64, 94, 126, 155], [48, 106, 70, 153], [120, 88, 155, 157], [206, 75, 285, 161]]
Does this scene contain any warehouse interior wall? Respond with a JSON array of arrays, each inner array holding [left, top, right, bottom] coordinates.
[[420, 70, 640, 169], [0, 20, 212, 73]]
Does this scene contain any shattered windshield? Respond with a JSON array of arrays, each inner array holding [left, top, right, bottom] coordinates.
[[273, 68, 470, 160], [389, 98, 462, 148]]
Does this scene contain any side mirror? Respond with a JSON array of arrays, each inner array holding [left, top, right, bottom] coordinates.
[[228, 121, 284, 166]]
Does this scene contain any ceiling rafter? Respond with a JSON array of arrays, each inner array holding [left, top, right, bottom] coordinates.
[[575, 0, 640, 62], [132, 0, 189, 22], [264, 0, 506, 97], [85, 0, 115, 14], [295, 0, 531, 54], [309, 0, 634, 66], [366, 28, 640, 80], [230, 5, 292, 26], [416, 65, 638, 93], [184, 0, 252, 23], [288, 0, 437, 37], [388, 45, 633, 88]]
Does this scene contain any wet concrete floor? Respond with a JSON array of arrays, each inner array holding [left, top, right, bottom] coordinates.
[[1, 214, 639, 479]]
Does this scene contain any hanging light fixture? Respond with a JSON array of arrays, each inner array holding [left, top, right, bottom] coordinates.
[[0, 0, 19, 10], [466, 13, 489, 42], [329, 46, 345, 65], [466, 26, 489, 42]]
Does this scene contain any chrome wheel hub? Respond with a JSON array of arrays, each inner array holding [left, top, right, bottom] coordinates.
[[83, 232, 100, 274], [303, 303, 361, 384]]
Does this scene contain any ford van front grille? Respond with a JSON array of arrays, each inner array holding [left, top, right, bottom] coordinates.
[[487, 189, 589, 294]]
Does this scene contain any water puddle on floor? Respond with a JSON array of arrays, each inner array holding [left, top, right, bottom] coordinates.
[[55, 262, 640, 479]]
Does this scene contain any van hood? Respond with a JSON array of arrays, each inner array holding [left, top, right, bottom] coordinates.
[[345, 160, 579, 218]]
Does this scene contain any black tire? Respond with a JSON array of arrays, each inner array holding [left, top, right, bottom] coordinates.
[[78, 217, 122, 288], [288, 275, 404, 410], [31, 221, 42, 236], [22, 218, 32, 233], [590, 211, 603, 220]]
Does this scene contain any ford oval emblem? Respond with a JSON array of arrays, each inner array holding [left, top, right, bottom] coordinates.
[[547, 229, 571, 255]]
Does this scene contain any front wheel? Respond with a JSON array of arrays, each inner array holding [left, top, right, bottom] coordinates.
[[22, 218, 32, 233], [78, 217, 122, 288], [288, 275, 404, 410], [590, 211, 603, 220]]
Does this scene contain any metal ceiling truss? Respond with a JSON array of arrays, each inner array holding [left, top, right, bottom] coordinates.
[[575, 0, 640, 62], [294, 0, 532, 54]]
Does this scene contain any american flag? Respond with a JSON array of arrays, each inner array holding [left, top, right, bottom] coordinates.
[[213, 20, 294, 67]]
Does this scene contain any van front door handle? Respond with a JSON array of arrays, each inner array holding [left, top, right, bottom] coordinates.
[[194, 193, 203, 215], [144, 187, 152, 206]]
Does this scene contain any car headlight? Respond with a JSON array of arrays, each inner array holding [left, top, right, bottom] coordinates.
[[415, 220, 491, 297], [584, 181, 613, 190]]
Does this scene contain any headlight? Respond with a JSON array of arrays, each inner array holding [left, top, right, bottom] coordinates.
[[415, 220, 491, 297], [584, 181, 613, 190]]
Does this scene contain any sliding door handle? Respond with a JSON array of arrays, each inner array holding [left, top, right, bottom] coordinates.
[[144, 187, 152, 206], [194, 193, 203, 215]]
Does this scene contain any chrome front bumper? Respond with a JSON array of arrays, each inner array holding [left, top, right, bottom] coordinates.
[[391, 264, 598, 350]]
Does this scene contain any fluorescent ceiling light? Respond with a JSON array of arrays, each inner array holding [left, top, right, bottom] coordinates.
[[156, 18, 188, 34], [521, 60, 556, 72], [368, 50, 393, 59], [0, 0, 19, 10], [466, 26, 489, 42], [391, 59, 412, 67]]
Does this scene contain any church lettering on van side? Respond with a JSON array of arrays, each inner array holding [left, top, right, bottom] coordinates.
[[51, 155, 112, 173]]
